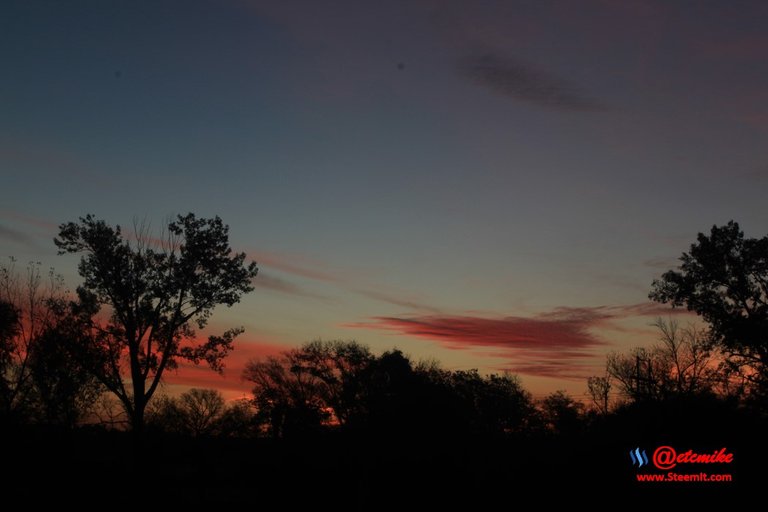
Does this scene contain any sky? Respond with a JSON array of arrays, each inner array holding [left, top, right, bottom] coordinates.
[[2, 0, 767, 400]]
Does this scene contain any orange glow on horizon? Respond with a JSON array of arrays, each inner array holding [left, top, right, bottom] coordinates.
[[163, 338, 287, 398]]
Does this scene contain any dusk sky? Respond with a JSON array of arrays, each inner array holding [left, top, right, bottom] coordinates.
[[2, 0, 767, 400]]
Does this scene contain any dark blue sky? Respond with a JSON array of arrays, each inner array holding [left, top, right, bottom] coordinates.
[[2, 0, 767, 397]]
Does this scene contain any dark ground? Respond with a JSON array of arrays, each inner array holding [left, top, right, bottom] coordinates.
[[4, 402, 764, 508]]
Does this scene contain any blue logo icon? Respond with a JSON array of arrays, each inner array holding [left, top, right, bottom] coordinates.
[[630, 447, 649, 467]]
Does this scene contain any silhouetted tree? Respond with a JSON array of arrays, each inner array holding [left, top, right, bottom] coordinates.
[[145, 394, 185, 433], [652, 318, 718, 394], [586, 375, 611, 415], [27, 323, 103, 426], [89, 393, 129, 429], [244, 351, 329, 437], [0, 300, 16, 349], [178, 388, 226, 437], [245, 340, 380, 436], [0, 259, 85, 423], [540, 391, 584, 435], [606, 318, 717, 402], [476, 372, 535, 434], [289, 339, 373, 425], [607, 348, 649, 401], [650, 221, 768, 398], [246, 342, 539, 438], [0, 300, 18, 367], [356, 348, 422, 431], [442, 369, 534, 435], [216, 399, 257, 438], [0, 298, 20, 419], [146, 388, 229, 436], [54, 214, 258, 432]]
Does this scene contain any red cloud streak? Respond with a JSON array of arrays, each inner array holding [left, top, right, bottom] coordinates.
[[364, 310, 608, 351], [350, 303, 688, 379]]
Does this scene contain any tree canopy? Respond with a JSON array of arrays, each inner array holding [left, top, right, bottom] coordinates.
[[244, 340, 536, 438], [55, 213, 258, 431], [0, 259, 99, 425], [650, 221, 768, 394]]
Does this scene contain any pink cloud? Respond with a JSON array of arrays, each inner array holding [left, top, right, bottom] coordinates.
[[349, 303, 691, 379], [355, 310, 608, 350]]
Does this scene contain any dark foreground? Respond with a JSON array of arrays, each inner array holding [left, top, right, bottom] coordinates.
[[4, 402, 764, 508]]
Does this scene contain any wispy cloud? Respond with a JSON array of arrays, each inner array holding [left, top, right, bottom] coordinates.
[[0, 143, 112, 187], [353, 288, 441, 313], [643, 256, 680, 270], [0, 209, 58, 232], [458, 51, 606, 111], [253, 272, 329, 300], [0, 224, 43, 251], [349, 303, 689, 379], [253, 250, 340, 283]]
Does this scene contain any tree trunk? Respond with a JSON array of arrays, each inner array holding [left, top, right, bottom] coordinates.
[[132, 400, 145, 434], [130, 337, 146, 433], [130, 374, 146, 434]]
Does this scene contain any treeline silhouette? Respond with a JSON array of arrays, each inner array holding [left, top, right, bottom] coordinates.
[[3, 336, 762, 506], [1, 215, 766, 506]]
